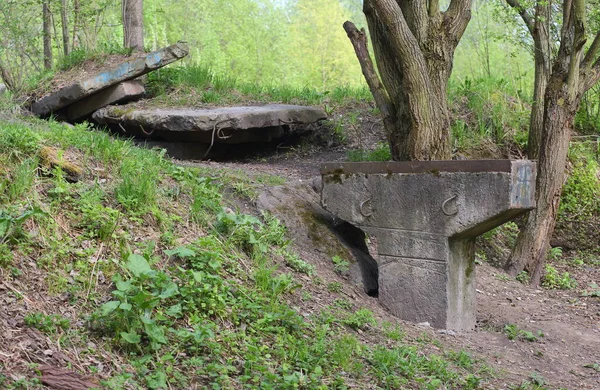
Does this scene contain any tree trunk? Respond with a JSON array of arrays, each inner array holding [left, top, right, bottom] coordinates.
[[506, 74, 578, 285], [60, 0, 70, 56], [527, 3, 551, 160], [43, 1, 52, 69], [122, 0, 144, 52], [346, 0, 470, 161], [72, 0, 80, 49]]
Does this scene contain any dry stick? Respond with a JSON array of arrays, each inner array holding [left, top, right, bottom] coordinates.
[[86, 243, 105, 301]]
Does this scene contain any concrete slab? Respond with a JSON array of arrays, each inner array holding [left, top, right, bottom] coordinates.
[[66, 80, 145, 121], [321, 160, 536, 331], [31, 43, 188, 117], [92, 104, 327, 144]]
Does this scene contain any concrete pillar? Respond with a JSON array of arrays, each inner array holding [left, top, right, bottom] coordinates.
[[321, 160, 536, 331]]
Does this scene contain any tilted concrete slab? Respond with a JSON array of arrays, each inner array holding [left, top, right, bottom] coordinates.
[[67, 80, 145, 121], [31, 43, 188, 117], [321, 160, 536, 331], [92, 104, 327, 144]]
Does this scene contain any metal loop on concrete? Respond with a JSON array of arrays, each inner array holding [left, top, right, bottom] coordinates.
[[442, 195, 458, 216], [359, 198, 374, 217]]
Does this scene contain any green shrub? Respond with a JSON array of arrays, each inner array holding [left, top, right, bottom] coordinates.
[[542, 265, 577, 290]]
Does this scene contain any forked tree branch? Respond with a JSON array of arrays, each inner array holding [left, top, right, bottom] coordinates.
[[445, 0, 472, 42], [343, 21, 395, 130], [582, 31, 600, 70], [505, 0, 535, 36]]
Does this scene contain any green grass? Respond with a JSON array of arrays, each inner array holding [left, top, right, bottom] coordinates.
[[146, 64, 372, 107], [0, 116, 493, 389]]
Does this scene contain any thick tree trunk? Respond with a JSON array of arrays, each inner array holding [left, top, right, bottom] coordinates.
[[506, 77, 577, 285], [60, 0, 70, 56], [122, 0, 144, 52], [351, 0, 469, 160], [43, 1, 52, 69]]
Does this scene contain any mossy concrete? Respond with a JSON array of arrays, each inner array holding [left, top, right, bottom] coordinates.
[[321, 160, 536, 331]]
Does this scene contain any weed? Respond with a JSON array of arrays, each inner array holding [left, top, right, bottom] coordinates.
[[542, 265, 577, 290], [0, 207, 45, 245], [581, 283, 600, 297], [327, 282, 343, 293], [347, 142, 391, 162], [331, 255, 350, 273], [342, 308, 377, 331], [548, 247, 563, 261], [516, 271, 530, 284], [24, 312, 70, 334], [504, 324, 544, 342], [495, 273, 511, 281]]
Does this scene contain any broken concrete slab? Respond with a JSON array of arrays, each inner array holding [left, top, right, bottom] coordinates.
[[31, 42, 188, 117], [321, 160, 536, 331], [67, 80, 145, 121], [92, 104, 327, 144]]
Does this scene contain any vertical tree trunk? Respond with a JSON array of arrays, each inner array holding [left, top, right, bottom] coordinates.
[[527, 3, 551, 160], [349, 0, 470, 161], [43, 1, 52, 69], [506, 71, 579, 284], [122, 0, 144, 51], [60, 0, 70, 56], [72, 0, 80, 49]]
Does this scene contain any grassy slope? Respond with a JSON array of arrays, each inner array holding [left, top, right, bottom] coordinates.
[[0, 116, 492, 389]]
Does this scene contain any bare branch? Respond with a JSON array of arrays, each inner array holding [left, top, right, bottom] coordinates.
[[343, 21, 395, 130], [445, 0, 472, 42], [505, 0, 535, 35]]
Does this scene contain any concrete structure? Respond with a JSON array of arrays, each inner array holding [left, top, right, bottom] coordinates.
[[67, 80, 145, 121], [92, 104, 327, 144], [31, 42, 188, 117], [320, 160, 536, 331]]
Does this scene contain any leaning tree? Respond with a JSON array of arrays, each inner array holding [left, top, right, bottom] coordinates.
[[504, 0, 600, 284], [344, 0, 472, 160]]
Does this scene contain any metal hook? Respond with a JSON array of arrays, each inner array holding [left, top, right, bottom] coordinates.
[[442, 195, 458, 216], [359, 197, 373, 217]]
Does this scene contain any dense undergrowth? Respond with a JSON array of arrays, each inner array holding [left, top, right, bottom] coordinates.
[[0, 114, 491, 389]]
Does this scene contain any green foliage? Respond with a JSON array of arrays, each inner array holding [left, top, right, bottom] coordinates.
[[560, 148, 600, 220], [581, 283, 600, 297], [346, 142, 392, 162], [91, 253, 183, 352], [516, 271, 530, 284], [542, 265, 578, 290], [342, 308, 377, 331], [504, 324, 544, 342], [24, 312, 70, 334], [331, 255, 350, 273], [0, 207, 45, 245]]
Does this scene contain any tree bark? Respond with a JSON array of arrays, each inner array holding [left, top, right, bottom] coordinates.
[[506, 80, 576, 284], [60, 0, 70, 56], [527, 3, 551, 160], [345, 0, 471, 161], [505, 0, 600, 285], [43, 1, 52, 69], [122, 0, 144, 52], [72, 0, 80, 49]]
